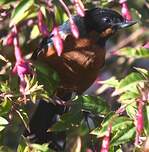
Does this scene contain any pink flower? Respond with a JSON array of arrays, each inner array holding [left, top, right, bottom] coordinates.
[[119, 1, 132, 21], [100, 124, 112, 152], [4, 32, 15, 46], [13, 60, 31, 94], [13, 60, 31, 75], [38, 9, 49, 37], [70, 18, 79, 39], [75, 3, 85, 17], [11, 26, 31, 96], [58, 0, 80, 38], [73, 0, 85, 17], [135, 99, 144, 145], [143, 42, 149, 49], [27, 19, 34, 27], [52, 27, 63, 56]]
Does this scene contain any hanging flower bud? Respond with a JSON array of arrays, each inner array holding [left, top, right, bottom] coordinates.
[[11, 25, 31, 97], [3, 32, 14, 46], [38, 9, 49, 37], [143, 42, 149, 49], [27, 19, 34, 27], [135, 99, 144, 145], [100, 124, 112, 152], [13, 60, 31, 95], [119, 0, 132, 21], [52, 27, 63, 56], [70, 18, 79, 39], [75, 3, 85, 17], [73, 0, 85, 17], [59, 0, 80, 38], [13, 60, 31, 75]]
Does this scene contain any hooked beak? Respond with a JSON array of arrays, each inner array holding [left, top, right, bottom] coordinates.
[[113, 20, 137, 29]]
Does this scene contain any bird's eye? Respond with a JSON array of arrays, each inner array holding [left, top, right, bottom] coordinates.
[[103, 17, 111, 23]]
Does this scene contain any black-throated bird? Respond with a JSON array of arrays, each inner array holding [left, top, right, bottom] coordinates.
[[23, 7, 136, 150]]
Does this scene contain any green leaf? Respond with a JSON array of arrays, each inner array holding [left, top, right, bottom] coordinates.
[[91, 112, 115, 137], [0, 99, 12, 116], [30, 144, 52, 152], [0, 116, 8, 131], [24, 75, 48, 102], [10, 0, 35, 26], [97, 77, 119, 94], [17, 137, 27, 152], [76, 95, 109, 115], [125, 102, 137, 119], [30, 25, 40, 40], [131, 8, 142, 21], [40, 6, 46, 18], [0, 0, 16, 5], [134, 67, 149, 79], [92, 115, 135, 146], [50, 103, 83, 132], [116, 47, 149, 58], [115, 147, 123, 152], [91, 115, 134, 140], [35, 62, 60, 96], [0, 81, 11, 93], [115, 72, 144, 95], [111, 125, 135, 146], [54, 5, 68, 25], [0, 54, 8, 62], [99, 77, 119, 88], [119, 91, 139, 103]]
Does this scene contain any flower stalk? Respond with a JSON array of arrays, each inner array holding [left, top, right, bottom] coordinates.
[[11, 26, 31, 98]]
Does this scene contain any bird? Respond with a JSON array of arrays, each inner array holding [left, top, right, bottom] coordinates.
[[23, 7, 136, 150]]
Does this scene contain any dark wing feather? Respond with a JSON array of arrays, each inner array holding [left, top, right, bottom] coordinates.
[[31, 16, 86, 60]]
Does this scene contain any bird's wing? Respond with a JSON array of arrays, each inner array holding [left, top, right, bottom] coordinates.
[[31, 16, 86, 60]]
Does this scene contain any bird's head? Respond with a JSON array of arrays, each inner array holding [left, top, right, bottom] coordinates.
[[84, 8, 136, 38]]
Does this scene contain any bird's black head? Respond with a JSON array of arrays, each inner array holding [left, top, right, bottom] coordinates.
[[84, 8, 136, 38]]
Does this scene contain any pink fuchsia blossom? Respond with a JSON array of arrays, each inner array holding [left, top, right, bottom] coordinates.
[[100, 124, 112, 152], [75, 3, 85, 17], [119, 0, 132, 21], [52, 27, 63, 56], [11, 26, 31, 96], [70, 18, 79, 39], [59, 0, 80, 38], [135, 99, 144, 145], [3, 31, 15, 46], [27, 19, 34, 27], [38, 9, 50, 37], [143, 42, 149, 49], [73, 0, 85, 17], [13, 60, 31, 94]]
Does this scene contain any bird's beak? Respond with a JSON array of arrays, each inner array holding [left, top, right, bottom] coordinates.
[[113, 20, 137, 29]]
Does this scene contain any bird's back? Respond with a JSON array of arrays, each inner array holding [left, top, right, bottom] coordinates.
[[34, 33, 106, 98]]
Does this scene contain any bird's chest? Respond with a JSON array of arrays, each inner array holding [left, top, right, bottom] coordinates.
[[39, 36, 106, 93], [63, 38, 106, 74], [60, 38, 106, 92]]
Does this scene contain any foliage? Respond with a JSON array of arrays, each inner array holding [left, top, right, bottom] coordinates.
[[0, 0, 149, 152]]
